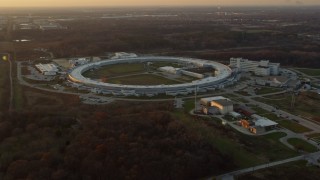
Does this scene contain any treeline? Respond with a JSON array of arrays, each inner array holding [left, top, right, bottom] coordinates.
[[0, 102, 235, 179], [12, 18, 295, 57], [12, 13, 320, 67]]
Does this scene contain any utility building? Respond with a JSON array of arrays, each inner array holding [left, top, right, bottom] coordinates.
[[201, 96, 233, 115], [249, 114, 278, 134], [35, 63, 59, 76]]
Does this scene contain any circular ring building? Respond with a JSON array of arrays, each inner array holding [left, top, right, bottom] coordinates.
[[68, 56, 234, 96]]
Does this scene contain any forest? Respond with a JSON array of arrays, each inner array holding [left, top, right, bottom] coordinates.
[[0, 101, 235, 180]]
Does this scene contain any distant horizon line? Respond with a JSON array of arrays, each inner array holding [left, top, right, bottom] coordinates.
[[1, 4, 320, 8]]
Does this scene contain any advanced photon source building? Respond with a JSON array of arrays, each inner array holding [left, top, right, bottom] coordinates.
[[68, 56, 235, 96], [200, 96, 234, 115]]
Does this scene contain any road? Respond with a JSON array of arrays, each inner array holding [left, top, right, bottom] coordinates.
[[215, 151, 320, 180], [8, 55, 13, 112]]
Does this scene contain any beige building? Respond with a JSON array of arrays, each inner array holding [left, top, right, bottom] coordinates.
[[201, 96, 233, 115]]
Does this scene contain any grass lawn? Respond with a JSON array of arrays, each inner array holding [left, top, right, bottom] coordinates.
[[255, 87, 283, 95], [278, 120, 311, 133], [263, 132, 287, 140], [236, 98, 250, 103], [222, 94, 249, 103], [306, 133, 320, 138], [83, 63, 145, 78], [235, 91, 249, 96], [251, 106, 270, 115], [287, 138, 318, 152], [184, 99, 195, 112], [294, 68, 320, 76], [108, 74, 181, 85]]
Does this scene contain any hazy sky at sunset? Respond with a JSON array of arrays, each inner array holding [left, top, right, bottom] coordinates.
[[1, 0, 320, 7]]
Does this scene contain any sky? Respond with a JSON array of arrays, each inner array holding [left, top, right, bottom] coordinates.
[[1, 0, 320, 7]]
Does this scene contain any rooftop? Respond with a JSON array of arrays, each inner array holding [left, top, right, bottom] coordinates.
[[255, 118, 278, 127], [201, 96, 228, 102], [214, 99, 233, 106], [35, 63, 58, 72]]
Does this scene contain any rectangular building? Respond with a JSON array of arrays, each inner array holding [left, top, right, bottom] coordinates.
[[35, 63, 59, 76], [230, 58, 280, 76], [200, 96, 233, 115]]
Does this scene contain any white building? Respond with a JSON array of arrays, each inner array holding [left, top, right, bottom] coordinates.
[[35, 63, 59, 75], [249, 114, 278, 134], [230, 58, 280, 76], [158, 66, 178, 74], [229, 111, 241, 118], [180, 70, 204, 79], [111, 52, 138, 59]]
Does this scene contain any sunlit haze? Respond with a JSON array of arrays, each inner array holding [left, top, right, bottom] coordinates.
[[1, 0, 320, 7]]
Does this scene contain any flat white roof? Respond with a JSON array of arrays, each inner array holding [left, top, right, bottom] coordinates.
[[35, 63, 58, 72], [201, 96, 228, 102], [159, 66, 176, 71], [255, 119, 278, 127], [229, 111, 241, 117]]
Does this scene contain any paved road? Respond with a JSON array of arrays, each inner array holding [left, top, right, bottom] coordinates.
[[215, 151, 320, 180], [8, 55, 13, 111]]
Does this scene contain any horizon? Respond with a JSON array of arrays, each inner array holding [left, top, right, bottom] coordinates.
[[1, 0, 320, 8], [1, 4, 320, 9]]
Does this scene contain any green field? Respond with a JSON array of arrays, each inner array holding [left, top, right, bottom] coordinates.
[[108, 74, 181, 85], [82, 63, 145, 78], [306, 133, 320, 138], [263, 132, 287, 140], [294, 68, 320, 76], [277, 120, 311, 133], [255, 87, 283, 95], [287, 138, 318, 152]]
